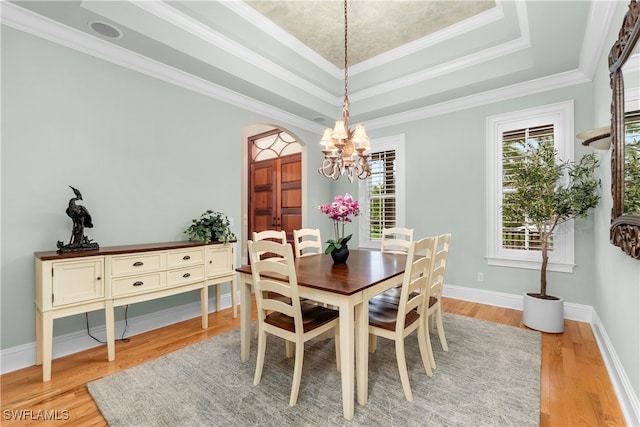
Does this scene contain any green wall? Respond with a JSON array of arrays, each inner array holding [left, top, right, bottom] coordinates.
[[590, 1, 640, 400]]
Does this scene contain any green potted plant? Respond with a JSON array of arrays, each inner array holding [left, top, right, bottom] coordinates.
[[185, 210, 236, 244], [502, 141, 600, 333]]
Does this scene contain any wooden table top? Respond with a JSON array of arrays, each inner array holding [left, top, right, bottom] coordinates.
[[236, 249, 406, 296], [35, 240, 236, 260]]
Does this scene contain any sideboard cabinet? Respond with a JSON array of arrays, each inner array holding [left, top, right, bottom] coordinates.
[[34, 241, 236, 381]]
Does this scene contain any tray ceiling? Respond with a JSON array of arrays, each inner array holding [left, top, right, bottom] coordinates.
[[3, 1, 613, 132]]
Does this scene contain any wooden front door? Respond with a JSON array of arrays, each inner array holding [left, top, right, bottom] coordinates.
[[249, 153, 302, 242]]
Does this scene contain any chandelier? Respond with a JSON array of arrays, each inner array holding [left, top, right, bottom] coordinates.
[[318, 0, 371, 183]]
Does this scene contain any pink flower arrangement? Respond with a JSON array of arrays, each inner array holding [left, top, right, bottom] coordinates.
[[318, 193, 360, 253]]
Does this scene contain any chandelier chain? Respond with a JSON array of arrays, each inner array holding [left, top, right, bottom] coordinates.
[[343, 0, 349, 122]]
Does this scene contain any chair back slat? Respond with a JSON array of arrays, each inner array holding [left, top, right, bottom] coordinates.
[[293, 228, 322, 257], [428, 233, 451, 299], [395, 236, 436, 329], [252, 230, 287, 260], [381, 227, 414, 254]]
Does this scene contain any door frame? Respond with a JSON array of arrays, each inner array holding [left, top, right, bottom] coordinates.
[[241, 124, 307, 264]]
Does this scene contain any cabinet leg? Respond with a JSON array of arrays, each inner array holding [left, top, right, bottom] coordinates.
[[105, 301, 115, 361], [215, 285, 221, 313], [35, 308, 43, 366], [231, 276, 237, 319], [201, 286, 208, 329], [41, 311, 53, 382]]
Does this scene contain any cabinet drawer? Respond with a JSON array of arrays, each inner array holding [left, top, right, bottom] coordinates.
[[112, 272, 163, 296], [167, 265, 204, 287], [167, 248, 204, 269], [111, 253, 163, 277]]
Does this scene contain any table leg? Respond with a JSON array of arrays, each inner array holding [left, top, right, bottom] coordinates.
[[356, 299, 369, 405], [338, 301, 355, 420], [240, 274, 252, 362]]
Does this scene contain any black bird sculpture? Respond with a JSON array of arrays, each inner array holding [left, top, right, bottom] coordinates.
[[66, 185, 93, 246], [57, 186, 99, 252]]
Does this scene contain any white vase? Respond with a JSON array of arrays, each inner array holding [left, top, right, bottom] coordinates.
[[522, 293, 564, 333]]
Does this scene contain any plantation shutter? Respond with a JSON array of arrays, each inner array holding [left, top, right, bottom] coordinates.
[[501, 124, 555, 252], [364, 149, 397, 240]]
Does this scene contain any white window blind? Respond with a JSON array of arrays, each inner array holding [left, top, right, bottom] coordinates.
[[501, 124, 555, 252], [366, 149, 397, 240], [359, 134, 405, 249]]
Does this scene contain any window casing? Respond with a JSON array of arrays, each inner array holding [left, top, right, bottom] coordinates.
[[359, 135, 405, 249], [486, 101, 575, 272]]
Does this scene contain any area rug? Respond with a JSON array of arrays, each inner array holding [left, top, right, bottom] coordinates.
[[88, 313, 541, 426]]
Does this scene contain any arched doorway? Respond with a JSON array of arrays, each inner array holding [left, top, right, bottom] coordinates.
[[247, 128, 303, 244]]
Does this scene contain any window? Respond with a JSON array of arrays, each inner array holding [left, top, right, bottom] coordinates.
[[486, 101, 575, 272], [359, 135, 405, 249]]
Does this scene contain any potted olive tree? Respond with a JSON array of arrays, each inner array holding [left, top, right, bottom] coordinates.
[[502, 141, 600, 333], [185, 210, 236, 244]]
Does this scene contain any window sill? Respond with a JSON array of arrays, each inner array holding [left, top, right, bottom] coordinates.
[[486, 257, 575, 273]]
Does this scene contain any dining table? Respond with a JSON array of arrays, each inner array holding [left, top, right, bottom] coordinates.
[[236, 248, 407, 420]]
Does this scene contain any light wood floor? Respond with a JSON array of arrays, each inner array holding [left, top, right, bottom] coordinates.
[[1, 298, 626, 426]]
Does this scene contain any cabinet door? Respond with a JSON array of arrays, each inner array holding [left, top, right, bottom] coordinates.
[[206, 246, 233, 278], [52, 259, 104, 307]]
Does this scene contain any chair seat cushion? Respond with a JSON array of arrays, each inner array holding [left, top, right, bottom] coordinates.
[[368, 297, 420, 331], [265, 302, 338, 333]]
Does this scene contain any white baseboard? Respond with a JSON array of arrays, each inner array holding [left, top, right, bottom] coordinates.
[[2, 284, 638, 427], [442, 284, 593, 323], [0, 292, 236, 375], [590, 310, 640, 427]]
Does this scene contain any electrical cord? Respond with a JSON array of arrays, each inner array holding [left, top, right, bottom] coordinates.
[[85, 305, 131, 344]]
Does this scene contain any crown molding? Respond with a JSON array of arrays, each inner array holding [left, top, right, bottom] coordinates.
[[365, 69, 591, 130], [220, 0, 341, 78], [352, 36, 531, 102], [579, 0, 617, 80], [350, 1, 507, 75], [351, 1, 529, 102], [130, 0, 337, 105], [0, 1, 324, 134]]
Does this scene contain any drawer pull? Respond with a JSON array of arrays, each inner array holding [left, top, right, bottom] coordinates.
[[133, 281, 144, 287], [182, 273, 191, 278], [97, 277, 101, 281], [133, 261, 144, 267], [183, 255, 191, 260]]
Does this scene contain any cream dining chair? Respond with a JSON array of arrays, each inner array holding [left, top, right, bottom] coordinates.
[[251, 229, 290, 345], [367, 236, 437, 401], [380, 227, 414, 254], [247, 239, 340, 406], [252, 230, 287, 260], [293, 228, 335, 337], [423, 233, 451, 369], [293, 228, 323, 258]]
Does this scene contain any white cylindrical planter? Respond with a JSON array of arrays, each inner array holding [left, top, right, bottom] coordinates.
[[522, 293, 564, 333]]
